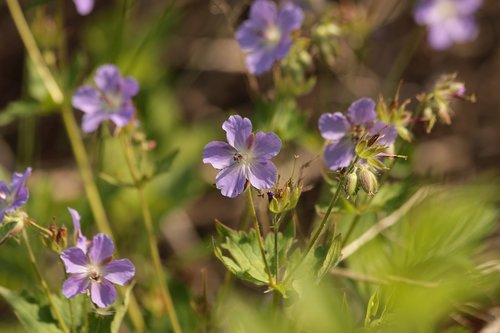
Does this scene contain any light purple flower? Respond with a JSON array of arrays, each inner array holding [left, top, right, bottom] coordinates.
[[60, 208, 135, 308], [73, 0, 95, 16], [414, 0, 482, 50], [72, 64, 139, 133], [235, 0, 304, 75], [203, 115, 281, 198], [0, 168, 31, 223], [319, 98, 397, 171]]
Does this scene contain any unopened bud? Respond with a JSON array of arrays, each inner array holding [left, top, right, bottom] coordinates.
[[344, 170, 358, 196], [43, 223, 68, 254], [359, 167, 378, 196]]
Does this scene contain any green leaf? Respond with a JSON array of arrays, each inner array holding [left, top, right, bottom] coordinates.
[[213, 222, 269, 285], [315, 234, 342, 281], [364, 291, 380, 327], [0, 286, 63, 333], [154, 149, 179, 176], [0, 221, 20, 245], [0, 100, 54, 126]]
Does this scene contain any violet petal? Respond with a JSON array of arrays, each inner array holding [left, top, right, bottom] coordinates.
[[63, 273, 90, 298], [202, 141, 236, 169], [103, 259, 135, 286]]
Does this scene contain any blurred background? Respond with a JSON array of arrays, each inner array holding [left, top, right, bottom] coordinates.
[[0, 0, 499, 332]]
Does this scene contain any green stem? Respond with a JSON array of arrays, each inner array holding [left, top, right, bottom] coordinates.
[[285, 160, 357, 284], [6, 0, 63, 104], [341, 214, 360, 247], [7, 1, 145, 330], [247, 189, 275, 288], [120, 136, 183, 333], [22, 230, 69, 333]]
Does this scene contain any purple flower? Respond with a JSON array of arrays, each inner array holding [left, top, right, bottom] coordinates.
[[318, 98, 397, 171], [0, 168, 31, 223], [73, 0, 95, 16], [202, 115, 281, 198], [235, 0, 304, 75], [72, 64, 139, 133], [60, 208, 135, 308], [414, 0, 482, 50]]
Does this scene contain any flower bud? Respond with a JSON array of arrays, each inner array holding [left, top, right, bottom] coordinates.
[[359, 167, 378, 196], [344, 170, 358, 197], [42, 223, 68, 254]]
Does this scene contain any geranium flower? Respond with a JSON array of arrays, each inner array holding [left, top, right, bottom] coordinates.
[[203, 115, 281, 198], [235, 0, 304, 75], [60, 208, 135, 308], [73, 0, 95, 16], [0, 168, 31, 223], [72, 64, 139, 133], [414, 0, 482, 50], [318, 98, 397, 171]]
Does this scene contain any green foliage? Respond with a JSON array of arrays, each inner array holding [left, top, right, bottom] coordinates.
[[214, 222, 270, 286], [0, 287, 63, 333], [213, 221, 296, 291], [314, 233, 342, 281]]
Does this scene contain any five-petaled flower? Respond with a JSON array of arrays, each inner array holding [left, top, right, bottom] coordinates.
[[73, 0, 95, 16], [414, 0, 482, 50], [236, 0, 304, 75], [318, 98, 397, 171], [0, 168, 31, 223], [203, 115, 282, 198], [72, 64, 139, 133], [60, 208, 135, 308]]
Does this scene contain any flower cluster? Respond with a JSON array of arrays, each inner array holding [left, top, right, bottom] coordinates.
[[72, 64, 139, 133], [60, 208, 135, 308], [203, 115, 281, 198], [236, 0, 304, 75], [0, 168, 31, 223], [318, 98, 397, 171], [414, 0, 482, 50]]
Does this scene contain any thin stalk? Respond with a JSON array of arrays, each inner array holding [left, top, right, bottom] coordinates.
[[247, 189, 275, 288], [272, 214, 280, 307], [341, 214, 360, 247], [7, 1, 145, 330], [22, 229, 69, 333], [120, 136, 183, 333], [28, 219, 53, 236], [285, 160, 357, 284], [305, 161, 357, 258], [6, 0, 63, 104]]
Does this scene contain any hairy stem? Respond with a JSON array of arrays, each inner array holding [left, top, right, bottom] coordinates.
[[22, 230, 69, 333], [247, 189, 275, 288]]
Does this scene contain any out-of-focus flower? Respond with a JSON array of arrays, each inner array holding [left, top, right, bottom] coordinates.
[[72, 65, 139, 133], [419, 73, 473, 132], [203, 115, 281, 198], [318, 98, 397, 171], [0, 168, 31, 223], [60, 208, 135, 308], [73, 0, 95, 16], [414, 0, 482, 50], [235, 0, 304, 75]]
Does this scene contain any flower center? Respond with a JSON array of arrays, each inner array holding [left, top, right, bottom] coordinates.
[[87, 264, 103, 282], [264, 25, 282, 48], [103, 92, 123, 112]]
